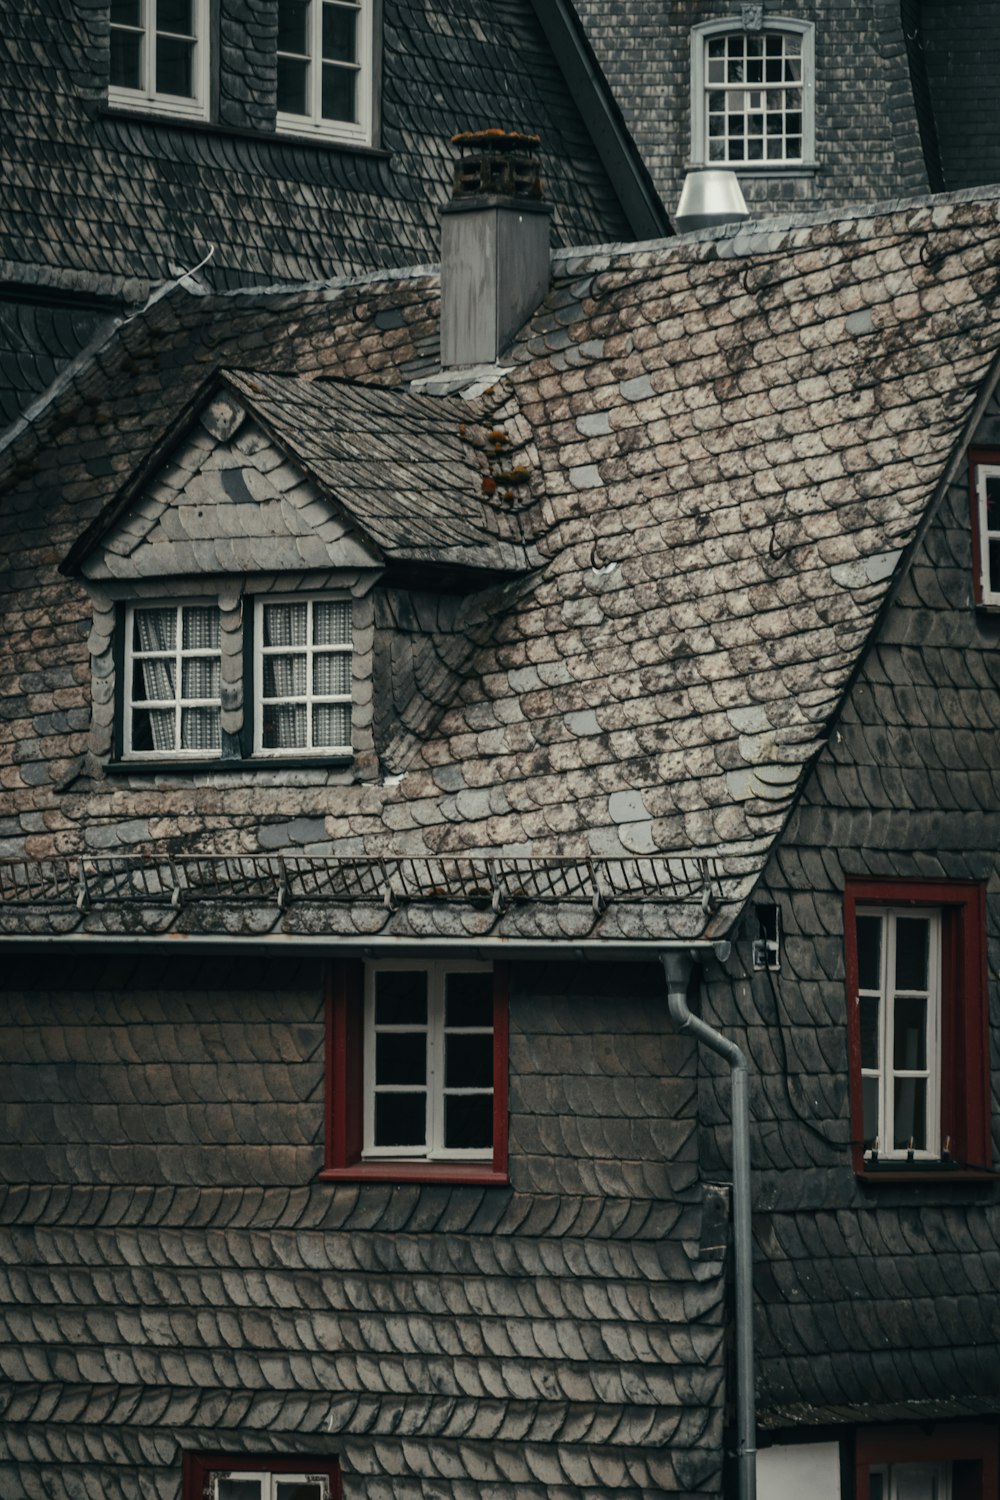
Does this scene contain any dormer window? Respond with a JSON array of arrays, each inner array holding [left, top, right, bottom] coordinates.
[[969, 453, 1000, 606], [109, 0, 209, 119], [276, 0, 374, 145], [254, 596, 353, 756], [690, 17, 815, 170], [126, 601, 222, 757]]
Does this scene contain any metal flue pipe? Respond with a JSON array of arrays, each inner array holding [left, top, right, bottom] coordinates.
[[661, 950, 756, 1500]]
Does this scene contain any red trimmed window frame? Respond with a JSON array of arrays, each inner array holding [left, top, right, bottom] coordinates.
[[321, 957, 509, 1185], [968, 447, 1000, 608], [855, 1421, 999, 1500], [183, 1453, 342, 1500], [844, 880, 991, 1180]]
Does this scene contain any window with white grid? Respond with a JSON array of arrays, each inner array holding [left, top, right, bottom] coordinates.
[[253, 596, 352, 756], [972, 460, 1000, 604], [109, 0, 209, 118], [691, 19, 814, 168], [125, 602, 221, 757], [208, 1475, 332, 1500], [276, 0, 374, 143], [363, 962, 495, 1161], [856, 907, 941, 1160]]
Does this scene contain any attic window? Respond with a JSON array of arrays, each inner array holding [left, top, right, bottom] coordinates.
[[126, 602, 221, 756], [690, 17, 815, 169], [969, 453, 1000, 606], [253, 596, 353, 756], [276, 0, 374, 145], [109, 0, 209, 119]]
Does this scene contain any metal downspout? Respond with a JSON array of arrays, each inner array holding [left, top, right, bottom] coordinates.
[[661, 950, 756, 1500]]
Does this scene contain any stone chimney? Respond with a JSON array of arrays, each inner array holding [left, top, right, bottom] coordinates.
[[440, 131, 553, 368]]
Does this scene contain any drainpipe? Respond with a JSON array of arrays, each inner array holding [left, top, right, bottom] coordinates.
[[661, 950, 756, 1500]]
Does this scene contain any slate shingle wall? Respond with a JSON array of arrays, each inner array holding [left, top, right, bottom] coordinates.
[[0, 954, 726, 1498], [698, 430, 1000, 1423], [574, 0, 928, 216], [920, 1, 1000, 192]]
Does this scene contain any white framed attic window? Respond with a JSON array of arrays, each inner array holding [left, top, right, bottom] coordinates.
[[125, 601, 222, 757], [207, 1475, 332, 1500], [971, 458, 1000, 605], [253, 595, 353, 756], [276, 0, 374, 144], [690, 17, 815, 169], [109, 0, 209, 119]]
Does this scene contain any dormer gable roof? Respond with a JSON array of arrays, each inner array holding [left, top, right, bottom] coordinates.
[[63, 370, 534, 584]]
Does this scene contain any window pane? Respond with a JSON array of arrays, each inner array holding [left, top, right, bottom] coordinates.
[[277, 56, 309, 112], [278, 0, 310, 52], [182, 606, 219, 649], [321, 63, 356, 121], [985, 473, 1000, 529], [182, 656, 220, 699], [275, 1484, 327, 1500], [445, 1094, 493, 1151], [990, 538, 1000, 594], [135, 607, 176, 651], [893, 995, 927, 1070], [375, 970, 427, 1025], [859, 995, 879, 1070], [861, 1076, 879, 1148], [895, 917, 929, 991], [445, 1033, 493, 1090], [893, 1077, 926, 1150], [376, 1032, 426, 1086], [322, 3, 357, 62], [133, 707, 174, 753], [134, 656, 175, 701], [375, 1092, 425, 1147], [217, 1481, 265, 1500], [445, 971, 492, 1028], [110, 28, 143, 86], [180, 706, 220, 749], [264, 602, 307, 647], [262, 702, 306, 748], [155, 34, 193, 95], [313, 703, 351, 747], [157, 0, 193, 35], [263, 655, 307, 698], [857, 915, 881, 992], [111, 0, 141, 22], [314, 599, 351, 645], [313, 653, 351, 695]]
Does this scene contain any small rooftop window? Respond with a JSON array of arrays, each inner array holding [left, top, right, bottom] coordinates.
[[109, 0, 210, 120], [276, 0, 375, 145], [690, 17, 815, 171]]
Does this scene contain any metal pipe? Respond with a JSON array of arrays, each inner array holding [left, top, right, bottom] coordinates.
[[661, 950, 756, 1500]]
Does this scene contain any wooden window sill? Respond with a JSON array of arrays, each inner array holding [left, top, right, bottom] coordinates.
[[319, 1162, 508, 1186]]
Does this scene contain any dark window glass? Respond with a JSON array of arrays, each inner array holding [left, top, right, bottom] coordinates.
[[217, 1481, 264, 1500], [275, 1485, 326, 1500], [765, 58, 782, 81], [322, 3, 356, 61], [278, 0, 310, 53], [445, 1034, 493, 1090], [111, 0, 141, 24], [445, 972, 492, 1028], [986, 474, 1000, 527], [376, 1033, 425, 1087], [277, 55, 309, 112], [859, 995, 879, 1071], [895, 917, 929, 991], [375, 971, 427, 1026], [857, 915, 881, 992], [156, 34, 193, 95], [893, 996, 926, 1070], [321, 63, 356, 121], [445, 1093, 493, 1151], [893, 1077, 926, 1149], [990, 538, 1000, 593], [375, 1092, 425, 1147], [131, 708, 162, 753], [110, 29, 142, 87], [730, 138, 745, 161], [158, 0, 193, 35], [862, 1076, 879, 1147]]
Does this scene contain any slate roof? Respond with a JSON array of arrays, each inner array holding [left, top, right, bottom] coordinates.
[[5, 190, 1000, 945], [0, 0, 666, 427]]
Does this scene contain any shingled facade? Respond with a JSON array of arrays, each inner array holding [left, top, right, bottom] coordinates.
[[2, 177, 1000, 1500], [0, 0, 664, 430]]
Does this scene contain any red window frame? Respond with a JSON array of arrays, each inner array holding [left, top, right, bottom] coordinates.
[[844, 880, 991, 1179], [856, 1421, 999, 1500], [968, 447, 1000, 607], [183, 1453, 342, 1500], [320, 958, 509, 1185]]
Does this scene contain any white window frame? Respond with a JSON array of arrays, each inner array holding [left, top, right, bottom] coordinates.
[[857, 906, 942, 1161], [689, 16, 815, 170], [108, 0, 210, 120], [252, 593, 352, 759], [973, 461, 1000, 605], [276, 0, 374, 145], [362, 960, 493, 1163], [124, 599, 222, 760], [208, 1474, 332, 1500]]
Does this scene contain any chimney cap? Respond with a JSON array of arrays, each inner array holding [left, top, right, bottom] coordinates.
[[451, 129, 541, 152], [450, 129, 544, 204], [674, 168, 749, 234]]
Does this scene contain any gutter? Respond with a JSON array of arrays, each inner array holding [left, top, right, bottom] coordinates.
[[661, 950, 756, 1500]]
